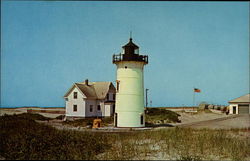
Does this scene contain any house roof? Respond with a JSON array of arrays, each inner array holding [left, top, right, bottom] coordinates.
[[228, 93, 250, 103], [75, 83, 97, 98], [64, 81, 115, 99]]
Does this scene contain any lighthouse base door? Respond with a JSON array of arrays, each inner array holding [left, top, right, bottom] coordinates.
[[115, 112, 145, 127], [114, 113, 117, 127]]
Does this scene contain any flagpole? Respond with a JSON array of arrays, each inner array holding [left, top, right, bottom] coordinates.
[[193, 87, 195, 110]]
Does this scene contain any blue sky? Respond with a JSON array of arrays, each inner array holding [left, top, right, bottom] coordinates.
[[1, 1, 249, 107]]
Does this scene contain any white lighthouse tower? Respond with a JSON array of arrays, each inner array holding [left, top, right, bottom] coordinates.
[[112, 37, 148, 127]]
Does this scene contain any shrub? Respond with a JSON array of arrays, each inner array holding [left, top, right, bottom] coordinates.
[[101, 116, 114, 126], [222, 106, 228, 113], [63, 118, 96, 127], [55, 115, 65, 120], [146, 108, 181, 123], [14, 113, 51, 121]]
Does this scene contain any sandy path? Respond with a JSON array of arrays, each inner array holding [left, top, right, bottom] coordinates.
[[173, 111, 230, 125], [178, 114, 250, 129]]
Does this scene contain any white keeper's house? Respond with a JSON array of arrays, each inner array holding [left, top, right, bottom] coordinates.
[[64, 79, 116, 119], [228, 93, 250, 114]]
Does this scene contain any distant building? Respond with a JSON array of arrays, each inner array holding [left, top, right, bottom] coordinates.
[[208, 104, 214, 109], [228, 94, 250, 114], [64, 79, 116, 119], [198, 103, 209, 109], [199, 103, 225, 111]]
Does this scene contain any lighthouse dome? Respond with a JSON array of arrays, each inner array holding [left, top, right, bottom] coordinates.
[[122, 38, 139, 49]]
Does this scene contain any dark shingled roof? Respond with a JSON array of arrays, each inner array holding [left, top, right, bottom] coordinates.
[[64, 81, 115, 99], [75, 83, 97, 99]]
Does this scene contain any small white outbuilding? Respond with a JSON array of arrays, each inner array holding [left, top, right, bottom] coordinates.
[[228, 93, 250, 114], [64, 79, 116, 119]]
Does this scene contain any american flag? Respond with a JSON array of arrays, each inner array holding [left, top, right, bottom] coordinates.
[[194, 88, 201, 93]]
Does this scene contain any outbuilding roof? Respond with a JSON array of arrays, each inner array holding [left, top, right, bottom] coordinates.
[[64, 81, 115, 99], [228, 93, 250, 103]]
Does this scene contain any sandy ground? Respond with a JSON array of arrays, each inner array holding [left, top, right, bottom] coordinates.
[[179, 114, 250, 129], [0, 109, 25, 116], [173, 110, 230, 125], [0, 108, 64, 118], [169, 110, 250, 129]]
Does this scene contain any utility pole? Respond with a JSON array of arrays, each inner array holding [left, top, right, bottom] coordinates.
[[145, 88, 149, 108]]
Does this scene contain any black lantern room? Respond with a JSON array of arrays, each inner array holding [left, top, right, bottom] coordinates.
[[113, 38, 148, 64]]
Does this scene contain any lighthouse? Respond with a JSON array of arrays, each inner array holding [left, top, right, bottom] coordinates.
[[112, 37, 148, 127]]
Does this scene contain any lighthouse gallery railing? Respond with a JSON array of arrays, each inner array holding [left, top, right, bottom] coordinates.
[[113, 53, 148, 64]]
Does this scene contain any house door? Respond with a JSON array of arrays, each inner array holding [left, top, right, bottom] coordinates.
[[114, 113, 117, 127], [113, 104, 115, 114], [233, 106, 236, 114]]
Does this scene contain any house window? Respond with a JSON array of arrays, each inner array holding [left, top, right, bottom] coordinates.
[[116, 80, 120, 92], [107, 93, 109, 100], [90, 105, 93, 112], [73, 105, 77, 112], [74, 92, 77, 99], [97, 105, 101, 111], [113, 94, 116, 100], [140, 114, 144, 125]]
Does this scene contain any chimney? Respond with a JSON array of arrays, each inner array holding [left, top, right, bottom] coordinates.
[[85, 79, 89, 86]]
